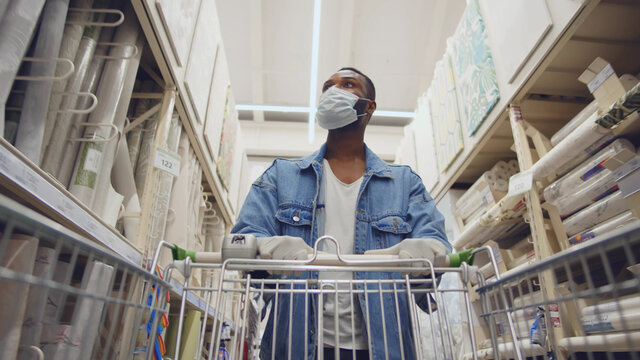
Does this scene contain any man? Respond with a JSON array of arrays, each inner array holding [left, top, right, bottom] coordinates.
[[231, 67, 450, 359]]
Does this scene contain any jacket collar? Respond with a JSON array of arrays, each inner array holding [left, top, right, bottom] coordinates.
[[298, 143, 394, 178]]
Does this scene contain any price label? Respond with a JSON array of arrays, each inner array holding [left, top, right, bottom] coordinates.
[[508, 170, 533, 197], [154, 148, 181, 177], [481, 186, 494, 207]]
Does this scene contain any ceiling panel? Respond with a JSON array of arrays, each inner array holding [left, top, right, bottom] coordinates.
[[215, 0, 466, 127]]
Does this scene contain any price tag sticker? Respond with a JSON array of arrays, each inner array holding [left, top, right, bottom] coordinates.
[[154, 148, 181, 177], [481, 186, 494, 207], [508, 170, 534, 197]]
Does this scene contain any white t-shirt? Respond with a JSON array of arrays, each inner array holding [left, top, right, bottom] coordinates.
[[319, 159, 368, 349]]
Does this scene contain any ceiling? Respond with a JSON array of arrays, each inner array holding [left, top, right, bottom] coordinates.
[[214, 0, 466, 128]]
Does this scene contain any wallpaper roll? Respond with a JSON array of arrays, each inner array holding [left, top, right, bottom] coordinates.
[[455, 171, 496, 218], [0, 235, 38, 360], [531, 113, 612, 180], [551, 101, 599, 147], [127, 80, 155, 170], [69, 4, 140, 207], [56, 26, 113, 187], [43, 260, 114, 360], [18, 247, 57, 359], [14, 0, 70, 164], [42, 0, 94, 160], [42, 0, 106, 179], [133, 117, 157, 196], [163, 131, 191, 255], [92, 32, 143, 219], [0, 0, 8, 20], [112, 137, 141, 242], [568, 211, 639, 245], [146, 114, 182, 257], [544, 139, 635, 203], [179, 310, 202, 360], [562, 190, 628, 237], [0, 0, 46, 136], [507, 159, 519, 174], [554, 133, 616, 178]]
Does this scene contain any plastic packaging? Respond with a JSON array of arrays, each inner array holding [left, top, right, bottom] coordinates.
[[530, 307, 547, 346], [14, 0, 70, 163], [551, 101, 599, 146], [92, 31, 144, 219], [146, 114, 182, 259], [42, 0, 94, 159], [57, 27, 113, 187], [562, 190, 629, 237], [0, 0, 46, 136], [42, 0, 107, 179], [530, 112, 611, 180], [568, 210, 640, 245], [127, 80, 155, 170], [544, 139, 636, 217], [69, 4, 140, 206]]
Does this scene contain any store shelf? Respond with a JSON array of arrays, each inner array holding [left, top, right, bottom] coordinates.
[[432, 0, 640, 201], [0, 138, 142, 265], [167, 278, 237, 331], [131, 0, 236, 227]]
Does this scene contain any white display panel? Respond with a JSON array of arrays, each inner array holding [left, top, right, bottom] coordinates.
[[155, 0, 201, 67], [479, 0, 552, 83], [203, 46, 230, 162], [184, 0, 220, 124]]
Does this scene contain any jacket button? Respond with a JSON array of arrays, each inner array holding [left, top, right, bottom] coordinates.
[[293, 216, 300, 222]]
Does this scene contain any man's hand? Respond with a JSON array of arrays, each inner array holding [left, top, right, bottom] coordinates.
[[258, 236, 313, 275], [364, 238, 448, 275]]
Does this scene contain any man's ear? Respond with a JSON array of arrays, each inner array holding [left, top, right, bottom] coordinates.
[[366, 100, 377, 117]]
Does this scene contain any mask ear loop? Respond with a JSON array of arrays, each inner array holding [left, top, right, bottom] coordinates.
[[355, 98, 374, 117]]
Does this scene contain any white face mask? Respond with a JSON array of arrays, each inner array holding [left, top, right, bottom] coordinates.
[[316, 86, 370, 130]]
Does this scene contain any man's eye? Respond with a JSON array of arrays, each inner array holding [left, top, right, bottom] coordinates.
[[344, 81, 353, 87]]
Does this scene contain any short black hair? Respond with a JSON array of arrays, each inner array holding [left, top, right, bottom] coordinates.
[[339, 67, 376, 101]]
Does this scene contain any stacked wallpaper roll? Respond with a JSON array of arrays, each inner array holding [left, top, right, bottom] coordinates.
[[454, 159, 518, 224], [543, 139, 636, 218]]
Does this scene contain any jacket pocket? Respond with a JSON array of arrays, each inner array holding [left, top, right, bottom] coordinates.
[[371, 215, 412, 249], [275, 205, 313, 240], [372, 215, 412, 234]]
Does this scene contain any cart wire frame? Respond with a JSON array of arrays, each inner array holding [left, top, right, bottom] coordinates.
[[474, 223, 640, 360], [0, 194, 170, 360], [156, 236, 511, 360]]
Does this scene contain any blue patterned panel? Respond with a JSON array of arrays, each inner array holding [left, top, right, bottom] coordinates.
[[450, 0, 500, 136]]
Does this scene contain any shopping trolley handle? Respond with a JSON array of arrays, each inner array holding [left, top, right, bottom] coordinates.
[[168, 234, 475, 268]]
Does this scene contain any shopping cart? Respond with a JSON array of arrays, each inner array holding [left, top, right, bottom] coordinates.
[[474, 223, 640, 360], [153, 235, 491, 360], [0, 194, 170, 360]]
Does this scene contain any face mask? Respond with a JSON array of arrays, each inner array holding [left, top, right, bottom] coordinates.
[[316, 86, 370, 130]]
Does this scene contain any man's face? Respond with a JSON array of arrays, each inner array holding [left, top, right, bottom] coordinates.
[[321, 70, 370, 100]]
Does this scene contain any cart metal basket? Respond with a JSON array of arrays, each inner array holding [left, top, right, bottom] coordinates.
[[156, 236, 494, 360], [474, 223, 640, 360], [0, 194, 170, 360]]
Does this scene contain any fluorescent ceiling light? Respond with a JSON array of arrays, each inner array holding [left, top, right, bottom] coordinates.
[[236, 104, 311, 112], [236, 104, 415, 119], [375, 110, 416, 118], [308, 0, 322, 143]]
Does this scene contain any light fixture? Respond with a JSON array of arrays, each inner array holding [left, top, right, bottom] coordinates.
[[308, 0, 322, 143]]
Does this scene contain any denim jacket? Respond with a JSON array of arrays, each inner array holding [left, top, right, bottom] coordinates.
[[231, 144, 450, 359]]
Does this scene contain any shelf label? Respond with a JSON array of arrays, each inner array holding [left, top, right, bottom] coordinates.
[[587, 63, 614, 93], [508, 170, 533, 197], [0, 144, 141, 265], [154, 148, 181, 177], [481, 186, 494, 207]]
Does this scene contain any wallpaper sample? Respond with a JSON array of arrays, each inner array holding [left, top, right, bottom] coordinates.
[[427, 54, 464, 171], [449, 0, 500, 136]]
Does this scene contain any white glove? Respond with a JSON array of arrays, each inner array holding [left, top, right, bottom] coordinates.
[[258, 236, 313, 275], [364, 238, 448, 275]]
